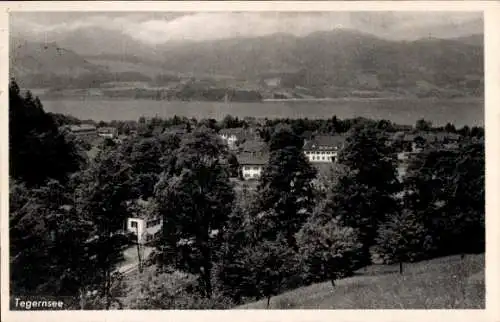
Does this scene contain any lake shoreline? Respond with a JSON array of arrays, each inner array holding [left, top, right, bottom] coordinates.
[[41, 97, 485, 127]]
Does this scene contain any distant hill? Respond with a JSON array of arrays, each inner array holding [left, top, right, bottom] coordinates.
[[10, 37, 153, 89], [10, 29, 484, 98], [157, 29, 483, 96], [10, 38, 105, 76]]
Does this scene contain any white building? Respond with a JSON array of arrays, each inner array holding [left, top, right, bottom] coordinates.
[[126, 217, 163, 244], [237, 153, 269, 180], [219, 128, 258, 150], [219, 132, 238, 150], [303, 135, 346, 163], [97, 127, 118, 139]]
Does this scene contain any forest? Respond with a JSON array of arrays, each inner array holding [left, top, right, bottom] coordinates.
[[9, 79, 485, 309]]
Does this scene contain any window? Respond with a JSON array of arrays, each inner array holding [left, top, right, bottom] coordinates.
[[147, 219, 161, 228], [244, 173, 250, 177], [130, 221, 138, 228], [253, 166, 259, 171]]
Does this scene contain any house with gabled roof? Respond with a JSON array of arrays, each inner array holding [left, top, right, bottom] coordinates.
[[303, 135, 346, 163], [237, 152, 269, 180]]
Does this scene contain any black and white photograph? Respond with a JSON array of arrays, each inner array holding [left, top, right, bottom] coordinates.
[[1, 2, 497, 318]]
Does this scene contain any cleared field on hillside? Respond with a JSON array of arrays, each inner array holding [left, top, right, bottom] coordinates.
[[236, 253, 484, 309]]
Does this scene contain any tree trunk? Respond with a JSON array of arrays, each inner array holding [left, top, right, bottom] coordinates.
[[331, 279, 336, 288], [267, 296, 271, 309], [461, 253, 465, 260], [136, 228, 142, 273], [399, 261, 403, 275], [200, 245, 213, 298]]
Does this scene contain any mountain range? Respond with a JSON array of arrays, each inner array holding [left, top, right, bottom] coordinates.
[[10, 28, 484, 99]]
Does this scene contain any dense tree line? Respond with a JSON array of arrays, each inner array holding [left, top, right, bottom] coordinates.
[[9, 79, 485, 309]]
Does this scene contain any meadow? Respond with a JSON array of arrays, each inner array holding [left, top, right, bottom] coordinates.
[[236, 254, 485, 309]]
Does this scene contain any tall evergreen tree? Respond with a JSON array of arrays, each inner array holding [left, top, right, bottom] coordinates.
[[9, 79, 83, 186]]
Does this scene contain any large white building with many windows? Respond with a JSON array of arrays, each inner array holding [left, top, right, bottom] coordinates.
[[303, 135, 346, 163]]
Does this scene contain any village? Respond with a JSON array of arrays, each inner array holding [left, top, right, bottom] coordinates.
[[60, 119, 466, 250]]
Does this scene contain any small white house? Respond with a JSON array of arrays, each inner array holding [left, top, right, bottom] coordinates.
[[97, 127, 118, 139], [126, 217, 163, 244], [237, 153, 268, 180]]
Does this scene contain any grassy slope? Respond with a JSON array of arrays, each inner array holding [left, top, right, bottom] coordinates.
[[236, 254, 485, 309]]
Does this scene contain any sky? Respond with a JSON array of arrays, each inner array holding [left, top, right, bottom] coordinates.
[[10, 12, 483, 44]]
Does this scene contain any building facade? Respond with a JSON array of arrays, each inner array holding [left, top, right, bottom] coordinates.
[[97, 127, 118, 139], [237, 153, 268, 180], [303, 135, 346, 163], [126, 217, 163, 244], [219, 128, 259, 150]]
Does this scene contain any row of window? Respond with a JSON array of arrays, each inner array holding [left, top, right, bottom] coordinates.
[[243, 166, 262, 171], [146, 218, 161, 228], [305, 151, 336, 155], [310, 155, 334, 161], [244, 172, 260, 178], [129, 218, 162, 229]]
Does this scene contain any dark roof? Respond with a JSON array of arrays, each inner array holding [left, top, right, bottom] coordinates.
[[219, 127, 247, 135], [239, 139, 267, 153], [401, 132, 461, 142], [237, 153, 269, 165], [303, 135, 346, 150], [97, 127, 117, 133], [69, 124, 97, 132]]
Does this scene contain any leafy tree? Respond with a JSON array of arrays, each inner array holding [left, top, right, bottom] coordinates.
[[296, 218, 363, 286], [332, 124, 400, 261], [75, 148, 134, 308], [415, 119, 432, 131], [403, 141, 484, 257], [256, 126, 317, 248], [226, 238, 299, 308], [154, 127, 234, 298], [120, 133, 180, 199], [9, 180, 95, 300], [375, 209, 431, 274], [217, 190, 261, 303], [444, 122, 457, 133]]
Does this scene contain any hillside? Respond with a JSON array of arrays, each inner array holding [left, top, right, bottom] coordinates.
[[10, 38, 105, 76], [158, 30, 483, 96], [10, 30, 484, 98], [237, 254, 484, 309]]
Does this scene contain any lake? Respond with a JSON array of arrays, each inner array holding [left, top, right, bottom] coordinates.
[[41, 97, 484, 127]]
